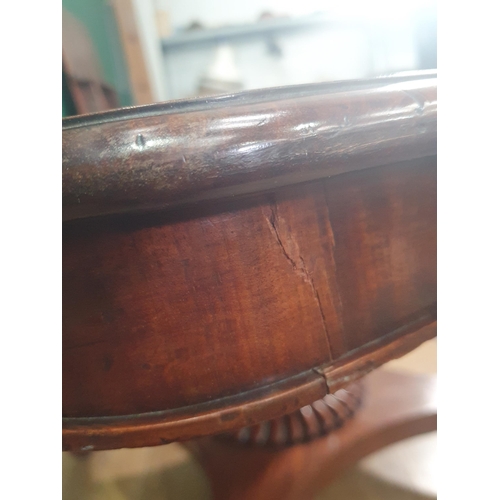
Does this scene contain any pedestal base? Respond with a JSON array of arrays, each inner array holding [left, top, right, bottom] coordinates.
[[186, 369, 436, 500]]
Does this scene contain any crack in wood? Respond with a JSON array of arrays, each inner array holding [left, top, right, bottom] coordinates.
[[265, 201, 334, 360]]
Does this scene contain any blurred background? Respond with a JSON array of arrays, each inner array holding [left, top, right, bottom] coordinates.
[[62, 0, 436, 116], [62, 2, 437, 498]]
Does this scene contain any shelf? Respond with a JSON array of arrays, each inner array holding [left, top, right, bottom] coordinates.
[[161, 13, 347, 51]]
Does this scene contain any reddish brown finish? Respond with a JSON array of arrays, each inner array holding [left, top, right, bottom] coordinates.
[[62, 72, 436, 451], [63, 186, 336, 417], [62, 322, 435, 451], [222, 381, 364, 446], [62, 72, 436, 221], [63, 368, 328, 452], [317, 321, 436, 392], [188, 370, 437, 500], [325, 160, 436, 350]]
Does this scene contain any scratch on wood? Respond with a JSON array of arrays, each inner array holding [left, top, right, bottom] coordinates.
[[402, 89, 425, 116]]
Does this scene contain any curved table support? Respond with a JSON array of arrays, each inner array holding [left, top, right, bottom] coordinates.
[[186, 369, 436, 500]]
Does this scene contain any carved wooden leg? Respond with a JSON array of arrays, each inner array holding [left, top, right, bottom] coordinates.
[[186, 369, 436, 500]]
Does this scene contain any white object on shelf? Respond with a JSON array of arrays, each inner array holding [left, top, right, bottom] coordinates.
[[206, 45, 241, 83]]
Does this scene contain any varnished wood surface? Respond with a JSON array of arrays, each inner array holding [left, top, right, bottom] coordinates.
[[188, 369, 437, 500], [63, 322, 435, 451], [221, 381, 365, 446], [62, 71, 436, 221], [62, 73, 436, 451]]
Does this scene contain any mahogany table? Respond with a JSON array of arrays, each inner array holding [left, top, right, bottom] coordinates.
[[62, 70, 436, 499]]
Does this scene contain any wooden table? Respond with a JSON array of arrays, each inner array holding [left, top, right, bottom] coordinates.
[[62, 70, 436, 499]]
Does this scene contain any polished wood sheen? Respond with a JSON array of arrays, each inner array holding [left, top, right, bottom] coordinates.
[[62, 71, 437, 451]]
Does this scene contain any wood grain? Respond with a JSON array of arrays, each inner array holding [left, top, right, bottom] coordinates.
[[62, 72, 437, 451], [325, 159, 436, 350], [62, 72, 436, 221]]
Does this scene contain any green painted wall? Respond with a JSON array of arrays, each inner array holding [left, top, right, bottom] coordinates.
[[62, 71, 77, 117], [62, 0, 133, 116]]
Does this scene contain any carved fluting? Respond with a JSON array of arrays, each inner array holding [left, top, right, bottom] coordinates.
[[220, 381, 364, 446]]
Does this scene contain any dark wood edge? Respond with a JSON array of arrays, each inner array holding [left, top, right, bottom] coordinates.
[[317, 319, 437, 392], [62, 71, 436, 222], [62, 319, 436, 452], [62, 71, 436, 129], [63, 370, 327, 452]]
